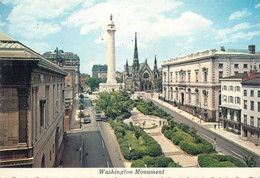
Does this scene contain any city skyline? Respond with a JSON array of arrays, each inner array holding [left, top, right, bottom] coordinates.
[[0, 0, 260, 74]]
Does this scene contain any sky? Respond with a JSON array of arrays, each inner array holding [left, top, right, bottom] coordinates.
[[0, 0, 260, 75]]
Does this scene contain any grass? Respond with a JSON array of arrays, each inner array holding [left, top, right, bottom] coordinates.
[[124, 130, 147, 151]]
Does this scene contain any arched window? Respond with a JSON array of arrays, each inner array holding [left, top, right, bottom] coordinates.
[[143, 73, 149, 79]]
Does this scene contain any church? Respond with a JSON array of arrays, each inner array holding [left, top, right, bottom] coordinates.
[[123, 33, 160, 91]]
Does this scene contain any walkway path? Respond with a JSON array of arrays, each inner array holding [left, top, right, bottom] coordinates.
[[131, 108, 198, 167]]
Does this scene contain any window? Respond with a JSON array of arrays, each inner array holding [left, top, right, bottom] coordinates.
[[219, 71, 223, 79], [243, 64, 248, 68], [250, 101, 254, 111], [67, 72, 70, 76], [223, 95, 227, 102], [188, 89, 191, 103], [258, 118, 260, 128], [258, 90, 260, 97], [234, 64, 239, 68], [250, 90, 254, 97], [188, 72, 191, 82], [219, 63, 223, 68], [203, 90, 208, 105], [40, 100, 46, 128], [170, 72, 173, 82], [229, 86, 233, 91], [163, 72, 166, 82], [223, 85, 227, 91], [244, 100, 247, 109], [235, 86, 240, 92], [229, 96, 233, 103], [258, 102, 260, 112], [204, 72, 208, 82], [175, 72, 178, 82], [244, 115, 247, 124], [250, 116, 254, 126], [236, 97, 241, 104], [67, 80, 70, 87], [244, 90, 247, 96], [234, 71, 239, 74], [195, 71, 199, 82]]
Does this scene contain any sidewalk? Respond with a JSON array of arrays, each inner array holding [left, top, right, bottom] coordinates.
[[148, 93, 260, 158]]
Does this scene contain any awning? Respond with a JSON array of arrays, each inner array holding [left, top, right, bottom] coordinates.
[[219, 103, 242, 110]]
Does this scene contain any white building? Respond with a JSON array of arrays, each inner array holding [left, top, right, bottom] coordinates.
[[241, 75, 260, 145], [161, 45, 260, 122]]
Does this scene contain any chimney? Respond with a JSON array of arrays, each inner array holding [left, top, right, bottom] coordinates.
[[248, 45, 255, 54], [220, 46, 225, 51]]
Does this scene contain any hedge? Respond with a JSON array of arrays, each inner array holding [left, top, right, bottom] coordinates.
[[131, 159, 145, 167], [198, 154, 247, 167]]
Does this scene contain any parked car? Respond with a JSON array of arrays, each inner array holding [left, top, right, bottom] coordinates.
[[84, 117, 91, 124], [96, 109, 101, 114], [84, 111, 90, 117]]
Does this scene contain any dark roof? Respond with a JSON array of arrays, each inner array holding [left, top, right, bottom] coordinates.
[[222, 73, 248, 79], [242, 75, 260, 85]]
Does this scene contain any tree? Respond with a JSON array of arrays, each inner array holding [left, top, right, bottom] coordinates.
[[79, 94, 84, 99], [79, 104, 84, 110], [243, 155, 256, 167], [78, 111, 84, 128], [116, 77, 123, 83], [86, 77, 106, 91], [135, 130, 141, 140], [154, 76, 162, 91]]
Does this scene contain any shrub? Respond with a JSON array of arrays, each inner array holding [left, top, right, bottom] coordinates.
[[117, 138, 124, 144], [171, 135, 183, 145], [131, 149, 144, 160], [168, 162, 182, 167], [198, 154, 219, 167], [142, 156, 155, 167], [154, 156, 173, 167], [121, 148, 131, 160], [131, 159, 145, 167], [179, 123, 190, 133], [116, 132, 123, 139], [165, 131, 175, 140], [147, 143, 162, 157], [114, 126, 126, 136], [188, 127, 197, 137], [161, 125, 170, 133], [179, 141, 199, 155]]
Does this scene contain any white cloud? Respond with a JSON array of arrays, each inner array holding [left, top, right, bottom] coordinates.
[[62, 0, 212, 50], [216, 22, 251, 39], [255, 3, 260, 8], [229, 8, 252, 20], [216, 22, 260, 44], [176, 37, 195, 48], [4, 0, 86, 38]]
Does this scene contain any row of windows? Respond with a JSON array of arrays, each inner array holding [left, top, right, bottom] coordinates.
[[243, 115, 260, 128], [219, 63, 260, 69], [222, 85, 241, 92], [223, 96, 240, 104], [244, 101, 260, 112], [244, 90, 260, 97]]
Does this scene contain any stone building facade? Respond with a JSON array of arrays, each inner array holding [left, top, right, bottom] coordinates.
[[161, 45, 260, 122], [0, 32, 66, 167], [92, 64, 107, 79], [241, 75, 260, 145], [80, 73, 90, 91], [123, 33, 160, 91]]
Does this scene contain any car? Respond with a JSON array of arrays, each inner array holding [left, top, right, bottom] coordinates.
[[84, 117, 91, 124], [84, 111, 90, 117], [96, 109, 101, 114]]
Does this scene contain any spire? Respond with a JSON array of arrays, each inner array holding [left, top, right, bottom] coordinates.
[[154, 55, 158, 78], [125, 59, 129, 75], [110, 14, 113, 20], [154, 55, 157, 65], [134, 32, 138, 59]]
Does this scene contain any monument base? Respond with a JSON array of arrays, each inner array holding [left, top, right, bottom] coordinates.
[[99, 83, 125, 92]]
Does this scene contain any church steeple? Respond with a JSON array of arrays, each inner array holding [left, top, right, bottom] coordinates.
[[125, 59, 129, 75], [154, 55, 159, 78], [134, 32, 138, 59]]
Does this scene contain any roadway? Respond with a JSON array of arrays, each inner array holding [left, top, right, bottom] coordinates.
[[146, 97, 260, 166]]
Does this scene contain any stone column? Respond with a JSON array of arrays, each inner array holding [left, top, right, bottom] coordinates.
[[107, 14, 116, 84]]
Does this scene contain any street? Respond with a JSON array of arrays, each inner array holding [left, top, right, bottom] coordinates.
[[150, 98, 260, 166]]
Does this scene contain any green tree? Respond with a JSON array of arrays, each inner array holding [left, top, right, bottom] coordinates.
[[135, 130, 141, 140], [243, 155, 256, 167], [79, 94, 84, 99], [86, 77, 106, 91], [78, 110, 84, 128], [79, 104, 84, 110], [116, 77, 123, 83], [154, 75, 162, 91]]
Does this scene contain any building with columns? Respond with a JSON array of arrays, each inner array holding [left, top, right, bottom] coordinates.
[[161, 45, 260, 122], [0, 32, 66, 167]]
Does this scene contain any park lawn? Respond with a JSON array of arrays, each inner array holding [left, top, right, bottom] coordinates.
[[174, 127, 194, 142], [124, 130, 147, 151]]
